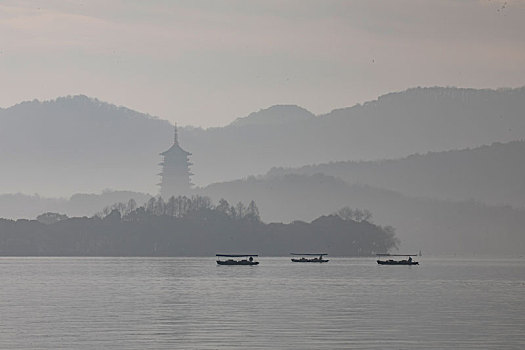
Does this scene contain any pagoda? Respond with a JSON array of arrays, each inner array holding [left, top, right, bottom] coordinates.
[[158, 125, 193, 198]]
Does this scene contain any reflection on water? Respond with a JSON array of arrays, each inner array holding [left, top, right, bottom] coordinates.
[[0, 257, 524, 349]]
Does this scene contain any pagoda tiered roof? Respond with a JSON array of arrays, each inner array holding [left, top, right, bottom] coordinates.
[[160, 143, 191, 156], [160, 124, 191, 156]]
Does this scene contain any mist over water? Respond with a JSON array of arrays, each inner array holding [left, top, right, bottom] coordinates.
[[1, 257, 524, 349]]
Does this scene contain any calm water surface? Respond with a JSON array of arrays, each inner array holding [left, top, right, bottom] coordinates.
[[0, 257, 524, 349]]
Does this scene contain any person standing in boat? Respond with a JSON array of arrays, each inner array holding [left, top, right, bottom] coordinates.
[[408, 256, 413, 263]]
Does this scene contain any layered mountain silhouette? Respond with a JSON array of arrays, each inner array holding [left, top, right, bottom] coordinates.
[[2, 87, 525, 195], [268, 141, 525, 209], [185, 87, 525, 186]]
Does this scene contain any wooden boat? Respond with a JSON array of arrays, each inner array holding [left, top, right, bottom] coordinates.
[[216, 254, 259, 265], [291, 253, 329, 263], [377, 259, 419, 265], [376, 254, 419, 265]]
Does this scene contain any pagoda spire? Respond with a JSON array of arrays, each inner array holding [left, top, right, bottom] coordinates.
[[173, 123, 179, 146]]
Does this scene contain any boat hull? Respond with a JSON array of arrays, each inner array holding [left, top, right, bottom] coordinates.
[[291, 259, 329, 263], [216, 260, 259, 266], [377, 260, 419, 265]]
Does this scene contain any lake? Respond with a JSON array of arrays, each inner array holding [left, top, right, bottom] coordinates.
[[0, 257, 524, 349]]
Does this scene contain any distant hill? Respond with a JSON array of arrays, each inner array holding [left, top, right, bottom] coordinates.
[[171, 86, 525, 187], [199, 174, 525, 255], [267, 141, 525, 209], [229, 105, 315, 127], [184, 86, 525, 185], [1, 87, 525, 196], [0, 95, 173, 195]]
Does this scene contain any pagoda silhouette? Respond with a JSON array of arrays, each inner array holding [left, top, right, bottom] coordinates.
[[158, 125, 193, 198]]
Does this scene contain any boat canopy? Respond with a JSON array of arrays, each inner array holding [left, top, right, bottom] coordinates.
[[216, 254, 258, 257], [290, 253, 327, 256]]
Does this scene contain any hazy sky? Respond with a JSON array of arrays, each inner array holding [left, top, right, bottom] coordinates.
[[1, 0, 524, 127]]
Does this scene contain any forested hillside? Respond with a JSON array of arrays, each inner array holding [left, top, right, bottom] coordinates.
[[267, 141, 525, 208]]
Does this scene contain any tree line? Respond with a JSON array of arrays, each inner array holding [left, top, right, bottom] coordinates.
[[1, 196, 399, 256], [97, 195, 261, 222]]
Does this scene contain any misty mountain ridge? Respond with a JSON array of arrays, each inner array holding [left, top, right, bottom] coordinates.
[[2, 95, 164, 128], [229, 105, 315, 127], [0, 95, 173, 195], [267, 140, 525, 209], [2, 86, 525, 196], [172, 85, 525, 189]]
